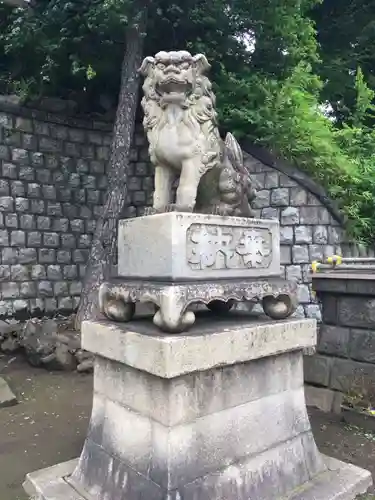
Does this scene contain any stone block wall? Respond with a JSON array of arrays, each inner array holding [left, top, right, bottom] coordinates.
[[0, 100, 153, 317], [242, 149, 349, 320], [0, 97, 358, 319], [306, 274, 375, 399]]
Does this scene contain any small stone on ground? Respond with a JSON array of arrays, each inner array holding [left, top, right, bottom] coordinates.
[[0, 376, 17, 408]]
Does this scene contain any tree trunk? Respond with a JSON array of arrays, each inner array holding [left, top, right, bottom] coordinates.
[[75, 9, 147, 330]]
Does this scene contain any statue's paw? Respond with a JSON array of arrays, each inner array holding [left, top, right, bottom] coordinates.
[[174, 204, 194, 213]]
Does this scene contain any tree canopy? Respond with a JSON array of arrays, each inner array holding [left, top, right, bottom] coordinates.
[[1, 0, 375, 243]]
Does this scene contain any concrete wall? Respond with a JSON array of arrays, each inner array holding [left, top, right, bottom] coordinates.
[[0, 97, 357, 319]]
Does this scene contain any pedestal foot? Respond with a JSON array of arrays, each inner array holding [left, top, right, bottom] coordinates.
[[102, 299, 135, 322], [262, 293, 297, 320], [99, 278, 298, 333], [153, 308, 196, 333]]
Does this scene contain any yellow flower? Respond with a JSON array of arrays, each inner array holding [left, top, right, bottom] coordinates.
[[326, 255, 342, 266], [311, 261, 320, 273]]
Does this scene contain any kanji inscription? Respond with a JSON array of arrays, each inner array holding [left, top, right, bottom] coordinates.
[[187, 224, 272, 270]]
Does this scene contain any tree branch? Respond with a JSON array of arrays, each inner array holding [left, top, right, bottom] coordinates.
[[1, 0, 31, 8]]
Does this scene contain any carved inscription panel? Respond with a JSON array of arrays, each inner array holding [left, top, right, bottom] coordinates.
[[186, 224, 273, 270]]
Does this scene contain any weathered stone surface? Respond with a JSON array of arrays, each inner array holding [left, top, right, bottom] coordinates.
[[289, 187, 307, 206], [77, 358, 93, 373], [118, 213, 281, 280], [1, 335, 20, 352], [295, 225, 312, 244], [83, 388, 310, 489], [303, 354, 332, 387], [42, 344, 77, 371], [14, 316, 84, 371], [281, 245, 292, 265], [70, 314, 325, 498], [271, 188, 290, 206], [20, 319, 57, 366], [264, 171, 279, 188], [330, 357, 375, 393], [280, 226, 294, 244], [262, 206, 278, 219], [24, 454, 373, 500], [313, 225, 328, 244], [304, 304, 322, 321], [319, 325, 350, 358], [320, 295, 338, 323], [304, 385, 343, 414], [0, 319, 13, 338], [297, 284, 310, 303], [0, 377, 17, 408], [287, 456, 372, 500], [23, 312, 372, 500], [338, 296, 375, 328], [292, 245, 309, 264], [286, 265, 303, 282], [281, 207, 299, 225], [94, 351, 303, 427], [350, 328, 375, 363], [83, 318, 316, 378]]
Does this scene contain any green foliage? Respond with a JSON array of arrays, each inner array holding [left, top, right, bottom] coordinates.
[[217, 60, 375, 242], [311, 0, 375, 125], [0, 0, 131, 109], [1, 0, 375, 242]]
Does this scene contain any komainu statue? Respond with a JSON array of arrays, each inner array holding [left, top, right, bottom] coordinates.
[[138, 50, 256, 217]]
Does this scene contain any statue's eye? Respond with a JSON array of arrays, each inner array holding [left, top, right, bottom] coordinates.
[[181, 62, 190, 70], [157, 63, 165, 70]]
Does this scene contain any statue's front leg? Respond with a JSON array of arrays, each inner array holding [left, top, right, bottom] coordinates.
[[153, 165, 174, 210], [176, 158, 203, 211]]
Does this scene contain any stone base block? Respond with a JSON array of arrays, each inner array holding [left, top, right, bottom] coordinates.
[[117, 212, 280, 280], [305, 385, 343, 414], [24, 317, 372, 499], [24, 455, 372, 500]]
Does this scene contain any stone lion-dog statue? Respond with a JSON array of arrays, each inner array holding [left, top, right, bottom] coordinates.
[[138, 50, 256, 217]]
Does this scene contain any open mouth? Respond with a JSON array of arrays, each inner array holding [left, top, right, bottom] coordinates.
[[156, 77, 192, 96]]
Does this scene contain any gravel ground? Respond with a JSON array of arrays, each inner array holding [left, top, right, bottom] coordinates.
[[0, 353, 374, 500]]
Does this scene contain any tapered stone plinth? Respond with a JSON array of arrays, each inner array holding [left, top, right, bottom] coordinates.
[[24, 314, 372, 500]]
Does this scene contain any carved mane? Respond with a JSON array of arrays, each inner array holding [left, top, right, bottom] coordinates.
[[140, 63, 220, 148]]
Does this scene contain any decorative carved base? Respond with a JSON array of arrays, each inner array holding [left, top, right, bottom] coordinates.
[[99, 277, 298, 333]]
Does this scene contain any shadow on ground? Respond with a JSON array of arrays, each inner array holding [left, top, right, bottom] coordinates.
[[0, 353, 374, 499]]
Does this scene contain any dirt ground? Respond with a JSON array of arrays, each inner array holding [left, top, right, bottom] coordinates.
[[1, 353, 375, 500], [0, 353, 92, 500]]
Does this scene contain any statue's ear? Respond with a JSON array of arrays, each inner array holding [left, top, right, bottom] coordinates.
[[138, 56, 155, 77], [193, 54, 210, 75]]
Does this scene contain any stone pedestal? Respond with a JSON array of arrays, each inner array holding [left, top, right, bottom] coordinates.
[[24, 314, 372, 500], [100, 213, 298, 332]]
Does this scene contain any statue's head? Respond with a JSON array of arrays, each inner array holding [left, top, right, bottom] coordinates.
[[139, 50, 210, 99]]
